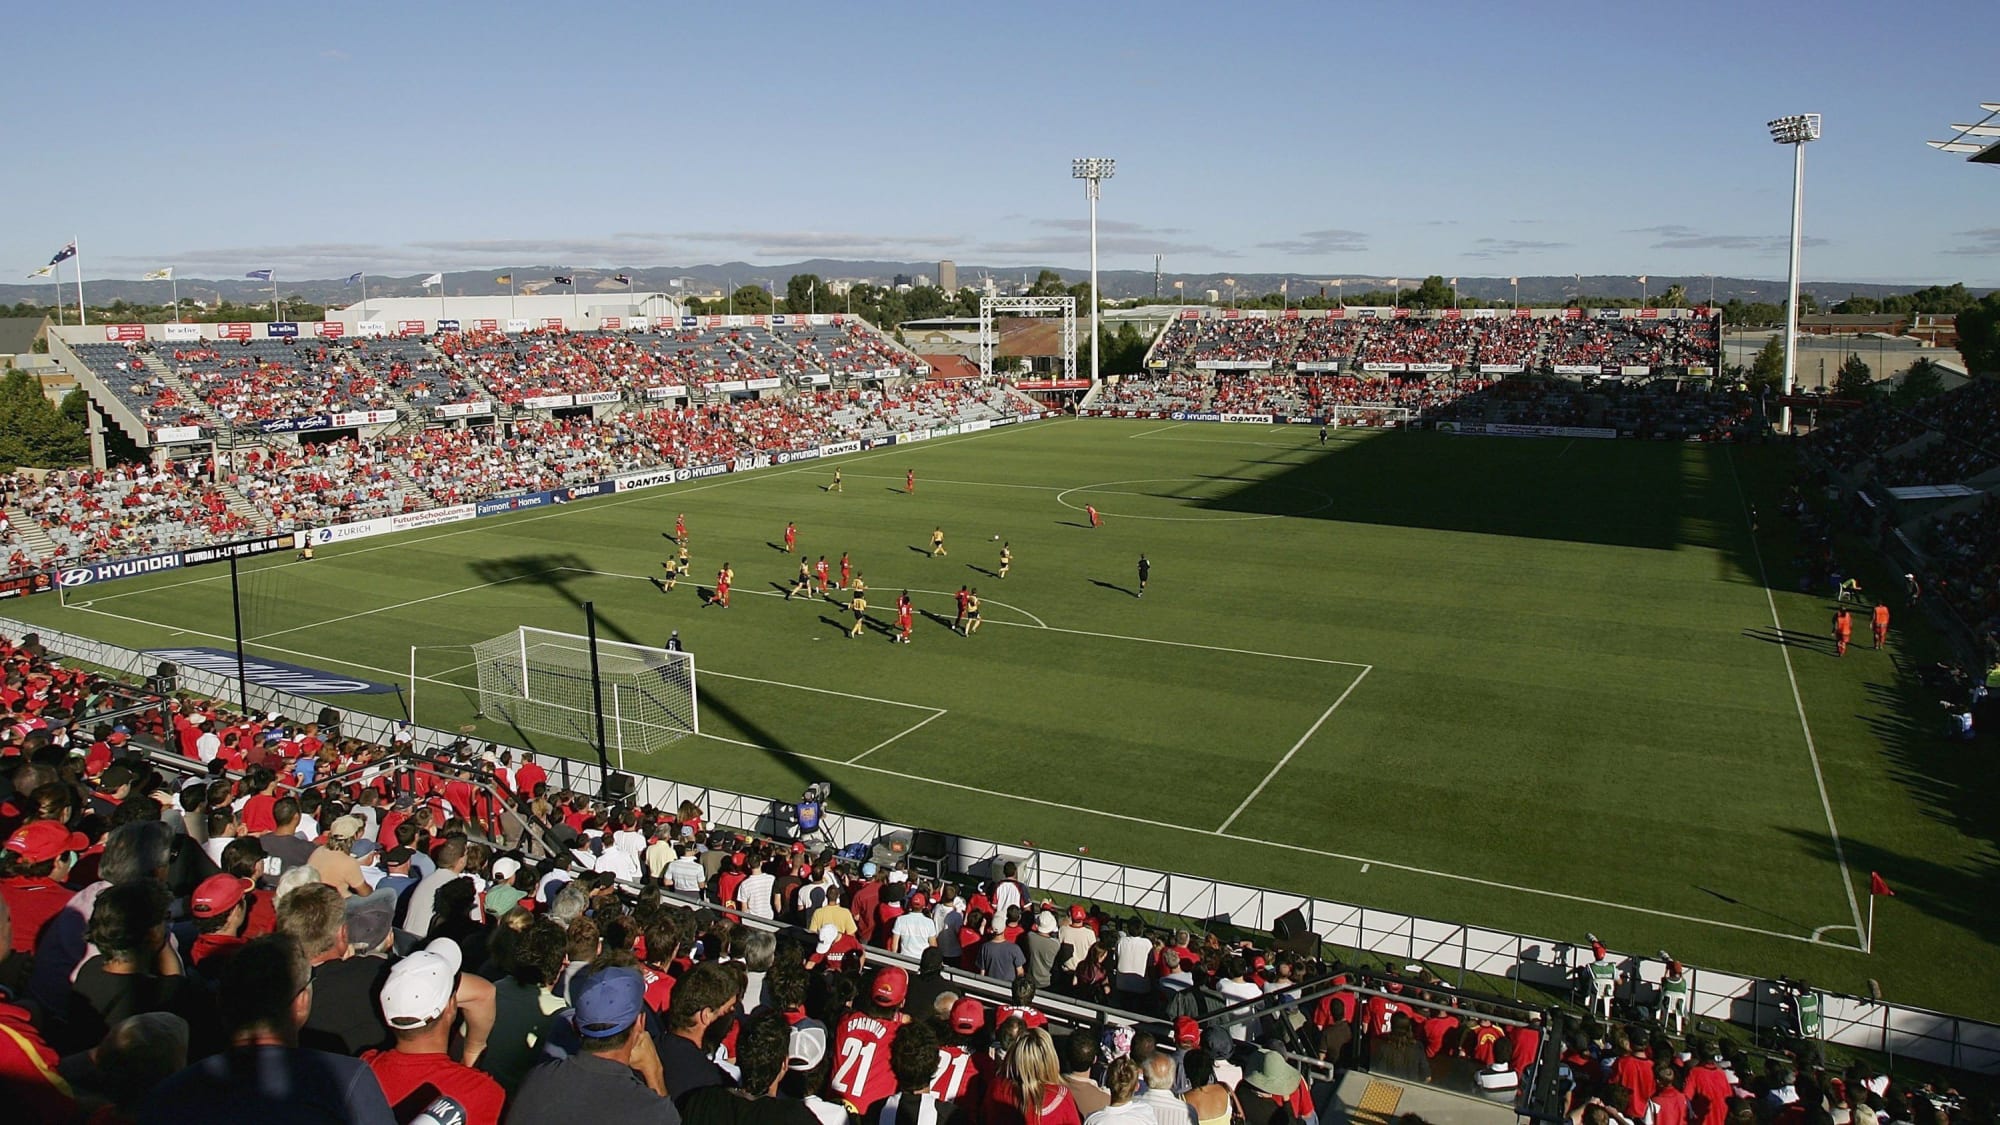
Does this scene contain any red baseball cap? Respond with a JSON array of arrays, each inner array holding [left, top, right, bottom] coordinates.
[[871, 966, 909, 1007], [1068, 904, 1087, 923], [1174, 1015, 1202, 1048], [949, 997, 985, 1035], [3, 820, 87, 864], [191, 874, 252, 918], [907, 892, 929, 912]]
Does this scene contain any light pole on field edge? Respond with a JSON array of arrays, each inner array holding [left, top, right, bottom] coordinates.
[[1769, 112, 1820, 434], [1072, 157, 1115, 384]]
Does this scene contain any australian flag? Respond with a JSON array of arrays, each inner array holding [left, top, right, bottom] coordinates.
[[49, 241, 77, 266], [245, 269, 273, 281], [553, 274, 575, 286]]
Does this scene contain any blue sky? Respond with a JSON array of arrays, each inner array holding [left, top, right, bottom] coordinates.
[[6, 0, 1995, 285]]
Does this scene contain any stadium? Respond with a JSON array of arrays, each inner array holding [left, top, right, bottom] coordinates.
[[2, 13, 1999, 1125]]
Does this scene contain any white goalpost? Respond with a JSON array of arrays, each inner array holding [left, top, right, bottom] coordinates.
[[471, 626, 697, 767]]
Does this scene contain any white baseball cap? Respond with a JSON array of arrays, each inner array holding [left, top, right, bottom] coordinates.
[[379, 940, 464, 1029], [491, 857, 522, 883]]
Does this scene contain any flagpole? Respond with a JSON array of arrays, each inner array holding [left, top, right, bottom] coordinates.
[[271, 271, 279, 322], [510, 276, 516, 322], [1866, 892, 1876, 954], [171, 274, 180, 322], [74, 235, 87, 326], [49, 271, 63, 327]]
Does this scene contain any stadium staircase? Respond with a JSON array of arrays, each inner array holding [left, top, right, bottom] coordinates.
[[214, 479, 275, 534], [134, 351, 204, 419], [3, 502, 59, 561]]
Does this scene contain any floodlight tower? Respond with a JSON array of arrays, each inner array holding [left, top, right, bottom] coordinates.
[[1072, 157, 1116, 383], [1769, 113, 1820, 433]]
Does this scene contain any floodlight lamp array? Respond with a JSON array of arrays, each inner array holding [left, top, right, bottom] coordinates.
[[1768, 114, 1822, 144]]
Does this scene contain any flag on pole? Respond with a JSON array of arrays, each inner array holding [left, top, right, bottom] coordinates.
[[1637, 275, 1649, 285], [1869, 872, 1895, 896], [48, 242, 77, 266], [245, 269, 273, 281], [553, 275, 574, 286], [420, 272, 443, 287], [1279, 279, 1289, 294], [1449, 277, 1459, 286], [614, 273, 632, 287], [144, 268, 173, 281], [1386, 278, 1400, 288], [27, 265, 53, 279], [345, 272, 364, 286], [495, 275, 512, 285], [1172, 280, 1184, 290], [1509, 277, 1519, 285]]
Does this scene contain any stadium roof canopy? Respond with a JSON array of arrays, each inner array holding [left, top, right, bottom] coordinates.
[[1927, 101, 2000, 164]]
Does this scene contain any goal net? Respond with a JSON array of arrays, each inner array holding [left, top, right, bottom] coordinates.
[[471, 627, 697, 756], [1329, 404, 1417, 428]]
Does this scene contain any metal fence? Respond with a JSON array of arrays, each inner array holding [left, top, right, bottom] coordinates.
[[8, 614, 1997, 1073]]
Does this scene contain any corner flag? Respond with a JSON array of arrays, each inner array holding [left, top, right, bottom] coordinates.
[[1869, 871, 1894, 896]]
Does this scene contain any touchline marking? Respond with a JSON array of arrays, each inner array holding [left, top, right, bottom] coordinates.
[[750, 740, 1847, 948], [245, 567, 565, 642], [847, 708, 949, 765], [1125, 421, 1188, 438], [84, 421, 1043, 607], [1217, 665, 1373, 832], [1725, 447, 1866, 941]]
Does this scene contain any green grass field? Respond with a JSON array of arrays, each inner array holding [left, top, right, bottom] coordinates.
[[12, 418, 1997, 1017]]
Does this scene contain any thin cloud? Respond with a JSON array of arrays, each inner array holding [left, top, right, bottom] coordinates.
[[319, 49, 348, 61], [1030, 218, 1188, 235], [1942, 228, 2000, 256], [1254, 229, 1370, 255], [1463, 237, 1574, 259], [1632, 224, 1827, 253], [675, 230, 964, 257], [973, 235, 1233, 257]]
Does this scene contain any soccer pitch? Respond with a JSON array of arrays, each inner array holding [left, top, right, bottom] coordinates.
[[19, 418, 1996, 1016]]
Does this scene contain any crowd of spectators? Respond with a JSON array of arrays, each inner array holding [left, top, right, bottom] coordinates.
[[1149, 315, 1719, 374], [1427, 380, 1760, 440], [168, 341, 398, 425], [8, 464, 250, 568]]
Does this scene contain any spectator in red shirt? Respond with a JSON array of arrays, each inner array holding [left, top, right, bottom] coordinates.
[[0, 820, 84, 953], [365, 941, 505, 1125], [188, 874, 254, 981], [1682, 1045, 1735, 1125], [237, 768, 281, 836]]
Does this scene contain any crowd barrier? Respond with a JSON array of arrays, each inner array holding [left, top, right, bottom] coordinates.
[[4, 614, 1996, 1073]]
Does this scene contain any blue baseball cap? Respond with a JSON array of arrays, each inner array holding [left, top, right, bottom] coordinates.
[[572, 966, 645, 1038]]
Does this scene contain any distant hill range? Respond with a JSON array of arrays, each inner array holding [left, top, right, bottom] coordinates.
[[1, 261, 1982, 309]]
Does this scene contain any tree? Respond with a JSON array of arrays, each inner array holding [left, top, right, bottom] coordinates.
[[1833, 296, 1880, 316], [1955, 291, 2000, 375], [902, 285, 949, 321], [1892, 357, 1946, 408], [1406, 275, 1455, 309], [1658, 283, 1687, 308], [1028, 270, 1068, 298], [1834, 353, 1875, 399], [728, 285, 772, 315], [783, 274, 834, 316], [0, 369, 88, 469], [1749, 336, 1786, 393]]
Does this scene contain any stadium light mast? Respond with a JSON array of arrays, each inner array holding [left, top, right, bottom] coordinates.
[[1072, 157, 1115, 383], [1769, 113, 1820, 433]]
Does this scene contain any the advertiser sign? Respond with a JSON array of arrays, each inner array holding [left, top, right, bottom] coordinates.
[[256, 414, 334, 435], [733, 454, 772, 472], [219, 323, 253, 340], [435, 318, 462, 334], [1478, 364, 1526, 375], [1407, 363, 1453, 374], [615, 468, 678, 492], [563, 481, 612, 502], [144, 647, 395, 695], [680, 316, 699, 329], [1619, 364, 1651, 376], [523, 394, 573, 409], [1362, 362, 1408, 372], [314, 321, 344, 338], [1194, 360, 1273, 371], [601, 317, 622, 330], [573, 391, 621, 406], [628, 317, 648, 330], [59, 552, 181, 588], [644, 385, 689, 400], [308, 503, 477, 545], [709, 380, 748, 393], [397, 320, 427, 337], [474, 319, 499, 332], [332, 409, 398, 427], [1220, 413, 1274, 425], [162, 323, 201, 343], [800, 373, 832, 386], [817, 439, 862, 458], [267, 322, 300, 339], [434, 401, 493, 419], [178, 532, 292, 566], [356, 321, 386, 337], [1552, 365, 1600, 376], [959, 419, 992, 434], [105, 324, 146, 342], [1296, 362, 1341, 372], [477, 490, 556, 517], [541, 318, 564, 331], [153, 425, 205, 444], [746, 377, 783, 391], [0, 572, 54, 600], [775, 446, 822, 465], [1169, 411, 1222, 422], [506, 319, 531, 333], [897, 429, 930, 444], [1013, 379, 1093, 390]]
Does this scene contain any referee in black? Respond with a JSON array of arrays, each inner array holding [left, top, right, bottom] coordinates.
[[1137, 553, 1150, 598]]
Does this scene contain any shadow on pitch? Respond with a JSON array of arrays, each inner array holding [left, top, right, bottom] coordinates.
[[697, 683, 890, 824], [1693, 885, 1820, 934], [1743, 626, 1830, 653], [1055, 521, 1091, 529], [1090, 579, 1137, 598]]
